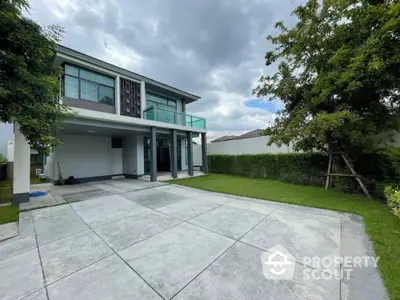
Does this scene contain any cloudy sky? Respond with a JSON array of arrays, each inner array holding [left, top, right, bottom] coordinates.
[[28, 0, 304, 140]]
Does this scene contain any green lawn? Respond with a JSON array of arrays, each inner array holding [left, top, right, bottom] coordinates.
[[0, 180, 19, 224], [0, 176, 49, 224], [169, 174, 400, 300], [0, 206, 18, 224], [0, 180, 12, 204], [0, 177, 49, 204], [0, 178, 47, 224], [30, 177, 50, 185]]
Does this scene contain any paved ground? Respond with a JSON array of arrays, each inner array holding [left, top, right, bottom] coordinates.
[[0, 180, 388, 300]]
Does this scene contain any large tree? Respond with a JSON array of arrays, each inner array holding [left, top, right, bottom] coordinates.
[[254, 0, 400, 157], [0, 0, 69, 154]]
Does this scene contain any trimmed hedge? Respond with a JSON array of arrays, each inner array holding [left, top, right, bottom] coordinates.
[[385, 186, 400, 218], [208, 149, 400, 198]]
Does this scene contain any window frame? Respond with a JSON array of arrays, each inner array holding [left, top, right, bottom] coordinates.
[[62, 63, 115, 106], [146, 93, 177, 111], [64, 75, 79, 99]]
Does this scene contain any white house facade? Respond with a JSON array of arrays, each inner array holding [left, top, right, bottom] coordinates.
[[12, 45, 208, 204]]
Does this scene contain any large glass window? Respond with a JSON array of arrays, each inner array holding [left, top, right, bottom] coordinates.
[[64, 76, 79, 98], [63, 64, 115, 105], [146, 93, 177, 111], [80, 80, 98, 102], [99, 85, 114, 105]]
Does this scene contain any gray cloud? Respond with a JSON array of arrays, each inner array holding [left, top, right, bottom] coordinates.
[[28, 0, 305, 137]]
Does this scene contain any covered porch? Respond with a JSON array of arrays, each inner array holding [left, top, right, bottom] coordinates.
[[12, 117, 208, 205]]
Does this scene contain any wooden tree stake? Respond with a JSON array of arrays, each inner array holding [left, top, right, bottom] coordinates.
[[325, 152, 371, 198], [325, 153, 333, 191]]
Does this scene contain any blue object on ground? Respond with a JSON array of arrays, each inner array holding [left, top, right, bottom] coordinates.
[[29, 191, 48, 197]]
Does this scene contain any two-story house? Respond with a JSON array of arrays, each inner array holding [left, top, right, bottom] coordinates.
[[12, 45, 208, 204]]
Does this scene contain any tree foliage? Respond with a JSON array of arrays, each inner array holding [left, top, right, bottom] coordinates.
[[254, 0, 400, 156], [0, 0, 70, 154]]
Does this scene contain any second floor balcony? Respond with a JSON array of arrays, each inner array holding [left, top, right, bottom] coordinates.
[[144, 106, 206, 129]]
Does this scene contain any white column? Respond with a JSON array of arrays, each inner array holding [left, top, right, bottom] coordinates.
[[122, 135, 144, 177], [181, 138, 187, 171], [13, 123, 31, 204], [140, 81, 146, 118], [135, 135, 144, 175], [115, 75, 121, 115]]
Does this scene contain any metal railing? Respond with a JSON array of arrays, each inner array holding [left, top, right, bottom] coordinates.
[[144, 106, 206, 129]]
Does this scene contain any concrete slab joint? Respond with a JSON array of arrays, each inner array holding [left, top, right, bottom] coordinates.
[[0, 182, 389, 300]]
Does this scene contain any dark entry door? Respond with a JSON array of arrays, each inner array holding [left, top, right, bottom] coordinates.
[[157, 147, 170, 172]]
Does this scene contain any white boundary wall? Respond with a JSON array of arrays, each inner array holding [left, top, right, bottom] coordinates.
[[193, 136, 295, 165], [208, 136, 293, 155]]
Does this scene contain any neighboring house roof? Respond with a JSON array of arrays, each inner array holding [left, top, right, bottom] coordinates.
[[210, 135, 236, 143], [210, 129, 263, 143], [236, 129, 262, 139]]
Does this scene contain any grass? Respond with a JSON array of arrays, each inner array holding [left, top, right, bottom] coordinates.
[[0, 206, 18, 224], [0, 180, 12, 204], [30, 177, 50, 185], [0, 177, 50, 204], [0, 181, 18, 224], [169, 174, 400, 300], [0, 177, 48, 223]]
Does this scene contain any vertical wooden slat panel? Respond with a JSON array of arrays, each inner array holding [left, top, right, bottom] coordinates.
[[119, 78, 141, 118]]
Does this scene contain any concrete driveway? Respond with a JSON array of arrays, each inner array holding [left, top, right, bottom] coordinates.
[[0, 181, 388, 300]]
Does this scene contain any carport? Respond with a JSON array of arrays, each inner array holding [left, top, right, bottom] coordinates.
[[12, 112, 208, 204]]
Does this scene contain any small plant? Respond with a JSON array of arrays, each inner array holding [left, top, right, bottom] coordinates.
[[385, 186, 400, 218], [0, 153, 7, 165]]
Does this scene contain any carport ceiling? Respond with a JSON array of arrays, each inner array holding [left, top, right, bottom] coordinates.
[[59, 122, 146, 137], [59, 120, 196, 138]]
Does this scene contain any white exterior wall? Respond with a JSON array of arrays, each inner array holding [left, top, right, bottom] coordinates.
[[111, 148, 123, 174], [136, 135, 144, 175], [207, 136, 294, 155], [122, 135, 144, 176], [377, 130, 400, 148], [193, 144, 202, 166], [70, 107, 206, 134], [13, 123, 30, 195], [181, 139, 188, 171], [55, 134, 113, 179], [7, 141, 14, 162], [122, 136, 136, 175], [45, 152, 54, 180]]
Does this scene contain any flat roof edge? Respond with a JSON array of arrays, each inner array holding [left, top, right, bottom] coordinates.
[[56, 44, 201, 100]]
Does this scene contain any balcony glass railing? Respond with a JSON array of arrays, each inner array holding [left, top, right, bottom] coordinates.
[[144, 106, 206, 129]]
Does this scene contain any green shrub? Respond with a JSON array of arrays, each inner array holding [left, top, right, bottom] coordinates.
[[0, 154, 6, 165], [208, 149, 399, 196], [385, 185, 400, 217], [208, 153, 327, 187], [279, 172, 325, 186]]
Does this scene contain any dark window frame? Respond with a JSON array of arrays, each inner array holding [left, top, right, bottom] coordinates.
[[146, 92, 177, 111], [62, 63, 115, 106]]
